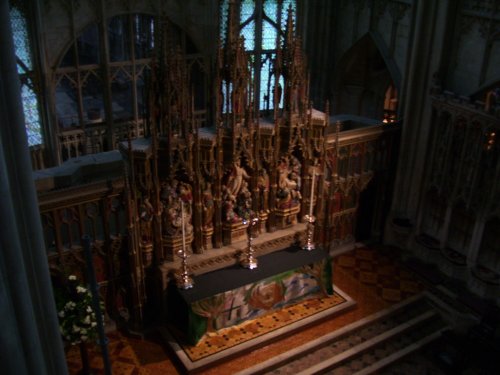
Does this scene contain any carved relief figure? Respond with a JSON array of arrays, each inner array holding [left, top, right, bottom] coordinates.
[[235, 180, 252, 220], [161, 180, 193, 236], [276, 156, 302, 209], [257, 168, 270, 212], [202, 182, 214, 229], [222, 185, 240, 223], [139, 196, 154, 243], [226, 158, 250, 197]]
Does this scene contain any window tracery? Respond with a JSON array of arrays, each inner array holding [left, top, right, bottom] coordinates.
[[220, 0, 296, 111], [53, 13, 204, 160], [9, 4, 42, 146]]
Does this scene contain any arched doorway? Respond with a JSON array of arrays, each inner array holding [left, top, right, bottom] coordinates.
[[477, 217, 500, 272], [355, 178, 377, 242], [333, 33, 400, 121]]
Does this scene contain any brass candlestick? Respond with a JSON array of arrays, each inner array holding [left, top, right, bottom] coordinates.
[[176, 200, 194, 289], [176, 249, 194, 289], [241, 214, 259, 269], [303, 214, 316, 251]]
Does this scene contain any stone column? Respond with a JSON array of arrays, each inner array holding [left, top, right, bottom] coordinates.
[[0, 1, 67, 374], [386, 0, 451, 242]]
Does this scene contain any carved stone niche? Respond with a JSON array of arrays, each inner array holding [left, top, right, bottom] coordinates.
[[275, 205, 301, 229], [162, 232, 194, 262], [223, 220, 249, 245]]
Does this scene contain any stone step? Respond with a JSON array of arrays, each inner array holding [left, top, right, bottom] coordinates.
[[352, 330, 445, 375], [321, 313, 447, 374], [236, 293, 448, 375]]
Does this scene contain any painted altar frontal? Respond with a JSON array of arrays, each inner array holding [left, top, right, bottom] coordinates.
[[167, 246, 333, 345]]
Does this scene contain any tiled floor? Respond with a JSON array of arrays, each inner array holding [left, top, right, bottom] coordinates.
[[65, 245, 426, 375]]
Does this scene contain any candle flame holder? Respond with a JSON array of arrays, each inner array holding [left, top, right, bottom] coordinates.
[[241, 214, 259, 269], [303, 214, 316, 251]]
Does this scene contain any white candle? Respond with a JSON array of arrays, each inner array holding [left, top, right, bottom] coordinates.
[[309, 171, 315, 217], [181, 200, 186, 253]]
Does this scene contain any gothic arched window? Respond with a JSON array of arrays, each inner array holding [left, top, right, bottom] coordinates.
[[54, 14, 204, 160], [55, 14, 156, 135], [9, 5, 42, 146], [220, 0, 296, 111]]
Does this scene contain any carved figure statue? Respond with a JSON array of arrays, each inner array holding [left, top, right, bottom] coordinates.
[[139, 196, 154, 243], [179, 182, 193, 203], [222, 185, 240, 223], [236, 180, 252, 220], [202, 182, 214, 229], [160, 180, 193, 236], [257, 168, 270, 212], [276, 156, 302, 209], [226, 159, 250, 197]]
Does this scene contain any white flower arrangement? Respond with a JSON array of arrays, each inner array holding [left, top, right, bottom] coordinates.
[[55, 275, 104, 346]]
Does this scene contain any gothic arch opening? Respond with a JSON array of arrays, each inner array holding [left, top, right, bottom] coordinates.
[[355, 178, 376, 242], [446, 200, 475, 255], [420, 188, 447, 241], [333, 33, 399, 121], [477, 217, 500, 273]]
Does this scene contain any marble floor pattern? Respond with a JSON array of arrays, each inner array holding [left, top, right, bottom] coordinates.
[[65, 245, 428, 374]]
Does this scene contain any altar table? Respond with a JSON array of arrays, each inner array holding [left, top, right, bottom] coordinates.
[[167, 246, 333, 345]]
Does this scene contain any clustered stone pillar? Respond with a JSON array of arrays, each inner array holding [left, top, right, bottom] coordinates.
[[0, 1, 68, 374]]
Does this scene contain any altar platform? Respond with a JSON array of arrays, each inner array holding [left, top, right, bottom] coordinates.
[[167, 246, 334, 344], [161, 241, 356, 372], [162, 286, 354, 372]]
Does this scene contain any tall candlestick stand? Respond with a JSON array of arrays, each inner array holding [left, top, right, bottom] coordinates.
[[303, 170, 316, 251], [241, 213, 259, 269], [309, 172, 315, 217], [303, 214, 315, 251], [176, 200, 194, 289]]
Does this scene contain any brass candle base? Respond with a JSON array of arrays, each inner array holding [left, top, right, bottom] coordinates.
[[240, 256, 258, 270], [176, 273, 194, 290], [176, 249, 194, 289], [303, 214, 316, 251], [241, 215, 259, 270]]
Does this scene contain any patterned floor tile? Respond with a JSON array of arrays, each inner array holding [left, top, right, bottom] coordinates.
[[336, 247, 425, 303]]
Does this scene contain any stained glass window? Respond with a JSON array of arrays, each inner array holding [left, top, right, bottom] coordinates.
[[10, 6, 43, 146], [220, 0, 297, 111], [9, 7, 32, 71], [262, 20, 278, 50], [220, 0, 230, 43], [259, 54, 284, 111], [241, 21, 255, 50]]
